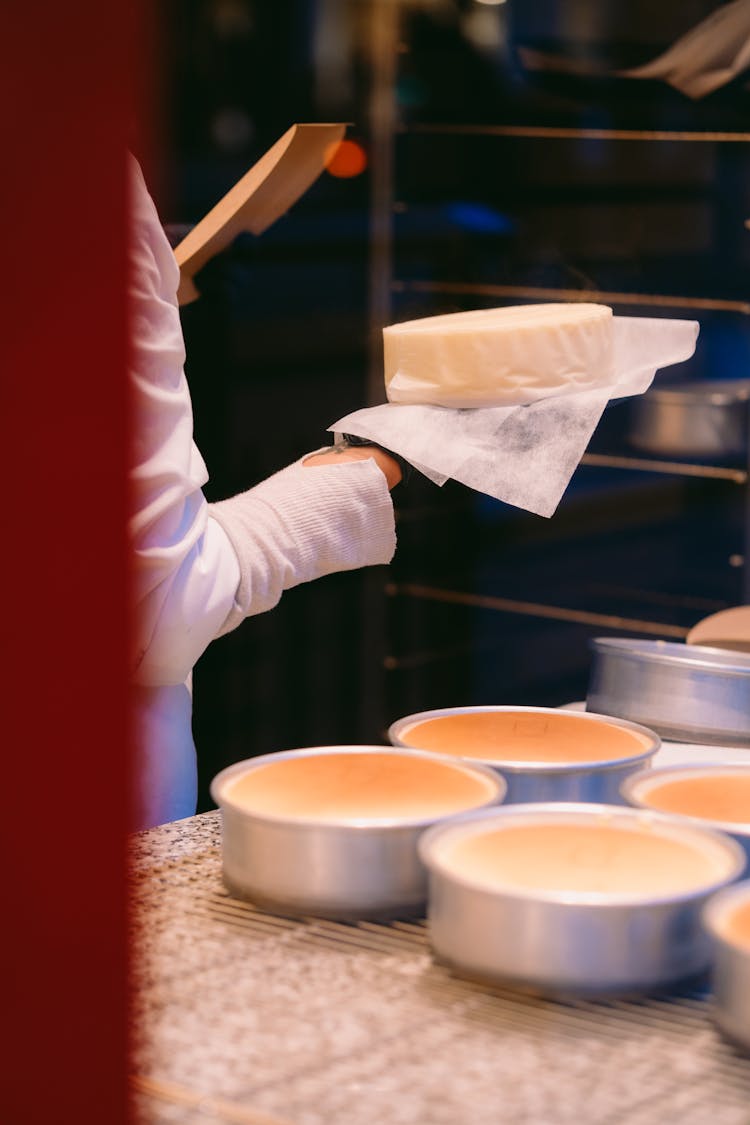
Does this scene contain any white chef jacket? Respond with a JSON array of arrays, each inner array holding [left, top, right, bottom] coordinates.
[[128, 156, 396, 831]]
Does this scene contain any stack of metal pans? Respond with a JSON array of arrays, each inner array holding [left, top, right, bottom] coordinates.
[[587, 638, 750, 747]]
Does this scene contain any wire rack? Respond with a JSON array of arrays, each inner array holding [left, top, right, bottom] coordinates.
[[130, 814, 750, 1125]]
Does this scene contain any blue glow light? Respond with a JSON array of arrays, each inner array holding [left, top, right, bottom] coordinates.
[[446, 201, 515, 234]]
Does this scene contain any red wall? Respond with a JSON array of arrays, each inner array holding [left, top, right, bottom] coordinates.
[[1, 3, 137, 1120]]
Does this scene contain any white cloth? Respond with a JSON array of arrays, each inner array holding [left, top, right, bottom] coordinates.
[[128, 157, 396, 830], [619, 0, 750, 99]]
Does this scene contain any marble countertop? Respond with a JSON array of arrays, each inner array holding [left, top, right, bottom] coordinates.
[[130, 810, 750, 1125]]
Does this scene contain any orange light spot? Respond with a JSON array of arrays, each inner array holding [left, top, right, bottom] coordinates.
[[324, 139, 368, 178]]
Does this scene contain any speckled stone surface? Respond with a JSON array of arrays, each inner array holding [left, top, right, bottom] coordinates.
[[130, 812, 750, 1125]]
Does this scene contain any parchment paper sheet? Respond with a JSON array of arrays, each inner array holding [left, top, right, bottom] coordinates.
[[329, 316, 699, 518]]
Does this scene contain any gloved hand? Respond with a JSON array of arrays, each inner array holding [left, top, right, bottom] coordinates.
[[302, 435, 411, 490]]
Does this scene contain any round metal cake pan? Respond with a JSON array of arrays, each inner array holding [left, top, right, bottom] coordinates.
[[388, 705, 659, 804], [419, 803, 746, 998], [210, 745, 505, 920], [587, 638, 750, 747], [628, 379, 750, 459], [621, 764, 750, 866], [703, 879, 750, 1053]]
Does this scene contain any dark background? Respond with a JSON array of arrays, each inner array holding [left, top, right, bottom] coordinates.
[[147, 0, 749, 811]]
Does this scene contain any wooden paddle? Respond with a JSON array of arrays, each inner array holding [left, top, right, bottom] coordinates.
[[174, 122, 347, 304], [687, 605, 750, 653]]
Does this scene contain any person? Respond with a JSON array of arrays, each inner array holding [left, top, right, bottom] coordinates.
[[128, 154, 401, 831]]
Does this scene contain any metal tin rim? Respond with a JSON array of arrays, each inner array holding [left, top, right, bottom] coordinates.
[[642, 379, 750, 406], [388, 705, 660, 774], [590, 637, 750, 676], [210, 745, 506, 830], [621, 764, 750, 841], [418, 802, 747, 907], [702, 877, 750, 954]]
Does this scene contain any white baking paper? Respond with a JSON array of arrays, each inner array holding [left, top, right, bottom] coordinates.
[[329, 316, 699, 518], [618, 0, 750, 100]]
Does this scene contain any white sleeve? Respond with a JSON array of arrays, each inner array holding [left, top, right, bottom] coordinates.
[[128, 155, 241, 687], [209, 453, 397, 637], [128, 157, 396, 687]]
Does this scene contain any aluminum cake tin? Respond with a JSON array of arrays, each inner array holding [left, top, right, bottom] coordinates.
[[703, 878, 750, 1053], [388, 705, 659, 804], [621, 764, 750, 866], [210, 745, 505, 920], [418, 803, 746, 998], [587, 638, 750, 746]]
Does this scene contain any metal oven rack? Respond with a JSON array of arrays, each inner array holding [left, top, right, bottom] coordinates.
[[130, 812, 750, 1125], [362, 1, 750, 722]]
